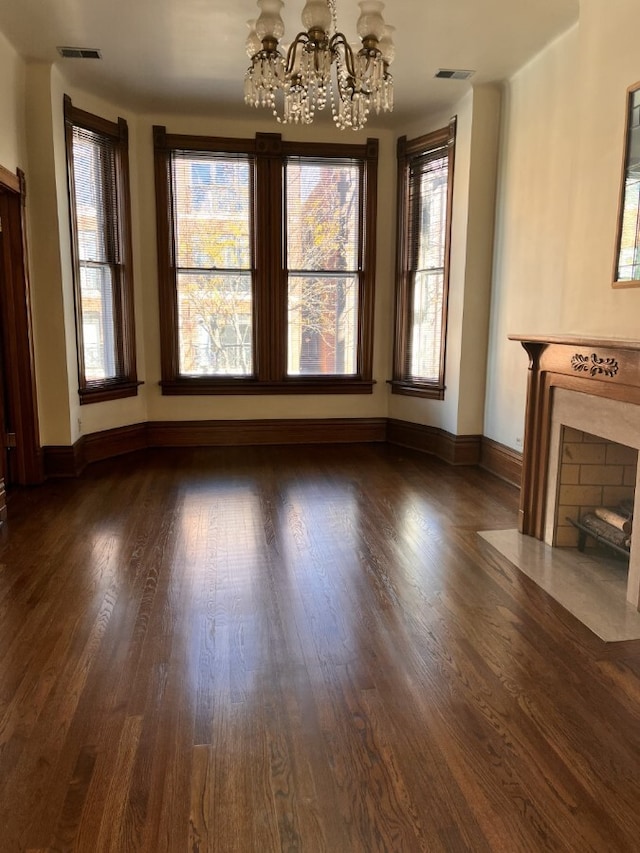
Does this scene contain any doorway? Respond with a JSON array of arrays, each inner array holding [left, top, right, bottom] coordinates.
[[0, 165, 44, 520]]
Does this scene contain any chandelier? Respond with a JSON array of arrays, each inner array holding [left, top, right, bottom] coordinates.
[[244, 0, 394, 130]]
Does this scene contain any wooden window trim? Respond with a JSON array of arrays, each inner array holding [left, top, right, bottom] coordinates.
[[64, 95, 139, 405], [153, 128, 377, 395], [390, 119, 456, 399]]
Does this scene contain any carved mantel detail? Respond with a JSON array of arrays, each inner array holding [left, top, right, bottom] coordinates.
[[570, 352, 619, 378]]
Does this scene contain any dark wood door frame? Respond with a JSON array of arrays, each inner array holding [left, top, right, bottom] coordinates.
[[0, 163, 43, 489]]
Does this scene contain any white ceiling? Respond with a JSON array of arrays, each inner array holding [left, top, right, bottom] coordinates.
[[0, 0, 578, 127]]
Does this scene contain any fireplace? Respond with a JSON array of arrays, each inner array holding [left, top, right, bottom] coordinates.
[[553, 426, 636, 550], [511, 335, 640, 608]]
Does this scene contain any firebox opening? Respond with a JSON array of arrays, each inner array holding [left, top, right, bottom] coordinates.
[[554, 426, 637, 557]]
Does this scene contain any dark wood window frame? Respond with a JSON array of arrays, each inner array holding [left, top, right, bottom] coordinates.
[[153, 128, 378, 395], [390, 118, 456, 400], [64, 95, 139, 404]]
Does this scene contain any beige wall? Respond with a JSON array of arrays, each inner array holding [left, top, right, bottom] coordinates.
[[562, 0, 640, 333], [24, 64, 74, 445], [486, 1, 640, 452], [0, 29, 25, 172], [454, 85, 501, 436], [485, 25, 579, 450]]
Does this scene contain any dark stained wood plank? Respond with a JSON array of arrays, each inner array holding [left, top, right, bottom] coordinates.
[[0, 445, 638, 851]]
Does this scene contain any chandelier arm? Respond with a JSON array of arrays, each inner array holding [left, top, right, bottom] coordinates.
[[328, 32, 357, 82], [284, 31, 312, 74]]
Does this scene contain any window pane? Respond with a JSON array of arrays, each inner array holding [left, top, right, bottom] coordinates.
[[286, 160, 359, 271], [416, 156, 448, 270], [173, 155, 251, 269], [287, 274, 358, 375], [616, 86, 640, 281], [72, 128, 115, 265], [72, 128, 120, 383], [79, 263, 117, 381], [177, 272, 253, 376], [409, 270, 444, 381], [617, 176, 640, 280], [172, 153, 253, 377]]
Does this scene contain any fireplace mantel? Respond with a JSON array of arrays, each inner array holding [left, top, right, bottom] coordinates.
[[510, 334, 640, 539], [511, 334, 640, 608]]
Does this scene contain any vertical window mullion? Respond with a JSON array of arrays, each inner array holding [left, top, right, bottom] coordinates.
[[255, 137, 283, 382]]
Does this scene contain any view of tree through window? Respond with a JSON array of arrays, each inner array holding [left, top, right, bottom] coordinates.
[[286, 159, 360, 376], [172, 154, 253, 376]]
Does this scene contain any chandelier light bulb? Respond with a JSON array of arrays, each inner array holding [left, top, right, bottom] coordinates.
[[356, 0, 386, 41], [246, 20, 262, 57], [301, 0, 331, 32], [255, 0, 285, 41]]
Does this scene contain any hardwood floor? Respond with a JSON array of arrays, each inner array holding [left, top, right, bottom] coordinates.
[[1, 444, 639, 851]]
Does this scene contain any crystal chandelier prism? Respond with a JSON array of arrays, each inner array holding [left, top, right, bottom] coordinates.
[[244, 0, 394, 130]]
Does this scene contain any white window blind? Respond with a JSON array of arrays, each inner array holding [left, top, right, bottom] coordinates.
[[405, 144, 449, 382]]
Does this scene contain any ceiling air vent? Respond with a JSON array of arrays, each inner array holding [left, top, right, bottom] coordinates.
[[57, 46, 102, 59], [435, 69, 475, 80]]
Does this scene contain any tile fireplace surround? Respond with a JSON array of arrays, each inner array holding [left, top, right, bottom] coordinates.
[[511, 335, 640, 609]]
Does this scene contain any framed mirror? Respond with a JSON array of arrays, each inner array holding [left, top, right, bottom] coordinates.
[[614, 82, 640, 287]]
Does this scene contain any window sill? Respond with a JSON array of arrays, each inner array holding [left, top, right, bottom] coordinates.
[[388, 380, 445, 400], [79, 380, 142, 405], [160, 378, 375, 396], [612, 279, 640, 289]]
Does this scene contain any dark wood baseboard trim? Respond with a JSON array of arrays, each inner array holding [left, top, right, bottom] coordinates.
[[386, 419, 481, 465], [82, 423, 147, 465], [44, 424, 147, 477], [479, 437, 522, 488], [43, 420, 520, 481], [146, 418, 388, 447], [43, 418, 388, 476], [43, 443, 85, 478]]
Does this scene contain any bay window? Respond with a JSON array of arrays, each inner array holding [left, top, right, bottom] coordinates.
[[153, 129, 377, 394]]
